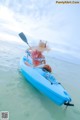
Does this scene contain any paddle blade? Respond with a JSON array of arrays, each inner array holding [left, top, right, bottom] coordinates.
[[19, 32, 28, 44]]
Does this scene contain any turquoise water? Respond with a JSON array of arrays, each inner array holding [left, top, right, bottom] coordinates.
[[0, 40, 80, 120]]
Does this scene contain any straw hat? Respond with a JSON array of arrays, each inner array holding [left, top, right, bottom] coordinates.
[[30, 40, 50, 52]]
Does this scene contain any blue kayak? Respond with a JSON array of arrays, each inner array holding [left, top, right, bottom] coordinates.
[[20, 55, 72, 106]]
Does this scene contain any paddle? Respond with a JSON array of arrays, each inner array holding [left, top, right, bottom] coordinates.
[[19, 32, 31, 48]]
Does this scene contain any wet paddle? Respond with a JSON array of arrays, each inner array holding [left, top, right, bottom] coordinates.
[[19, 32, 31, 48]]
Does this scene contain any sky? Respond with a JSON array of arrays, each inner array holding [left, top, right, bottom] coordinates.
[[0, 0, 80, 62]]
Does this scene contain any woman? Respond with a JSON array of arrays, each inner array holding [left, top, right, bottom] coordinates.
[[25, 40, 51, 67]]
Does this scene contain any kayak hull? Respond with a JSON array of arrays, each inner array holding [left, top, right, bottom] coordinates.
[[20, 56, 72, 106]]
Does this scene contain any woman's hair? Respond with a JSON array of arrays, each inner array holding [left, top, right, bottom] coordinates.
[[39, 40, 47, 48]]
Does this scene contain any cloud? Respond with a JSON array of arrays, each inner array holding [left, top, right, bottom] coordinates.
[[0, 0, 80, 61]]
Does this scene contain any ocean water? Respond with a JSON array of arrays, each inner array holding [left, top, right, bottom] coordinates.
[[0, 39, 80, 120]]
